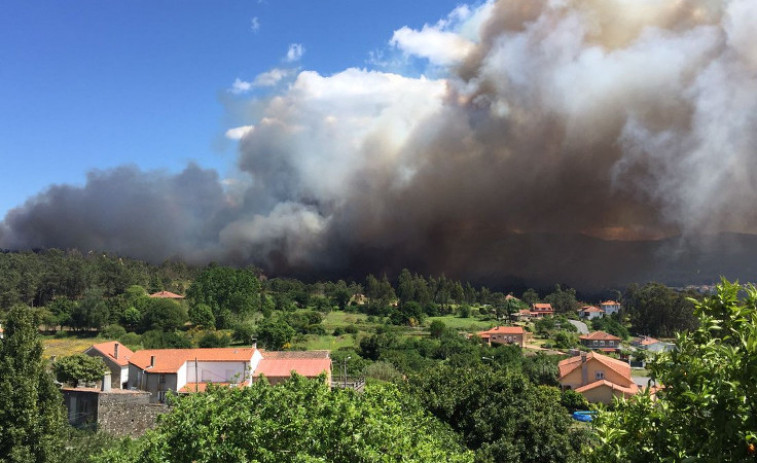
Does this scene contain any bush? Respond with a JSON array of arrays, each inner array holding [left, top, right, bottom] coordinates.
[[198, 331, 231, 348], [561, 389, 589, 412], [119, 332, 142, 348], [54, 354, 107, 386], [102, 324, 127, 340], [364, 361, 402, 383]]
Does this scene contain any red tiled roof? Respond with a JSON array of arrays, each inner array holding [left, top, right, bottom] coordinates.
[[87, 341, 135, 367], [575, 379, 638, 396], [580, 331, 621, 341], [254, 358, 331, 379], [61, 387, 149, 395], [130, 348, 257, 373], [632, 336, 660, 346], [581, 306, 603, 313], [260, 350, 330, 359], [600, 300, 619, 306], [558, 352, 633, 385], [149, 291, 185, 299], [478, 326, 524, 337], [532, 303, 553, 310]]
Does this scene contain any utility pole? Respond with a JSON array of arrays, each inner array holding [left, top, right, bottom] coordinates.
[[343, 356, 351, 388]]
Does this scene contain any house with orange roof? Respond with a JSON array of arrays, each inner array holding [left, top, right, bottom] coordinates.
[[558, 351, 638, 404], [579, 331, 622, 353], [149, 290, 185, 299], [579, 305, 604, 320], [119, 346, 332, 402], [477, 326, 527, 348], [530, 303, 554, 318], [127, 347, 263, 402], [85, 341, 135, 389], [600, 300, 621, 316]]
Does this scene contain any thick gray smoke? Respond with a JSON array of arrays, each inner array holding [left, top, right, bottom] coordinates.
[[2, 0, 757, 289]]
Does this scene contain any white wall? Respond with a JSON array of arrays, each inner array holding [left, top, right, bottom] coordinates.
[[185, 361, 249, 384], [176, 363, 187, 391], [120, 366, 129, 388]]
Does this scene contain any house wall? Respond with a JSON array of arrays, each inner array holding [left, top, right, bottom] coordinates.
[[62, 389, 99, 429], [86, 350, 123, 389], [185, 361, 250, 384], [581, 311, 602, 320], [581, 339, 619, 349], [488, 333, 525, 348], [560, 359, 633, 390], [578, 385, 628, 404]]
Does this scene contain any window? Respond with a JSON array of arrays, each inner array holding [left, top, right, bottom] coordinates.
[[608, 341, 614, 346], [159, 374, 166, 384], [600, 340, 605, 347], [593, 340, 598, 346], [595, 371, 605, 380]]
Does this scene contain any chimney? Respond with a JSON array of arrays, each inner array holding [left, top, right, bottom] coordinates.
[[150, 355, 155, 368], [252, 338, 257, 349], [580, 352, 589, 386], [114, 343, 119, 359], [101, 372, 111, 392]]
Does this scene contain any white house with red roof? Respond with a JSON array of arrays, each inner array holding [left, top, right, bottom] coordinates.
[[578, 305, 604, 320], [118, 346, 331, 402], [85, 341, 135, 389], [600, 300, 621, 316], [558, 351, 638, 404], [477, 326, 527, 348]]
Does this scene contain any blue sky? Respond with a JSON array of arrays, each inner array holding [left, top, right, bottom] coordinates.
[[0, 0, 466, 218]]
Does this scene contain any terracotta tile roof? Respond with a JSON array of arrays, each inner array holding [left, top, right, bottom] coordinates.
[[149, 291, 185, 299], [558, 351, 633, 385], [581, 306, 603, 313], [631, 336, 660, 346], [254, 358, 331, 379], [477, 326, 524, 337], [580, 331, 621, 341], [260, 350, 330, 359], [600, 300, 619, 306], [574, 379, 638, 396], [130, 348, 257, 373], [87, 341, 135, 367], [532, 303, 553, 310]]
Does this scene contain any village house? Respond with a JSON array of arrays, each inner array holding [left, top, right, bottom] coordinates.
[[84, 341, 134, 389], [600, 300, 621, 316], [127, 347, 263, 402], [251, 350, 332, 385], [530, 303, 554, 318], [477, 326, 527, 348], [579, 331, 622, 353], [631, 335, 675, 353], [578, 305, 604, 320], [558, 351, 638, 404]]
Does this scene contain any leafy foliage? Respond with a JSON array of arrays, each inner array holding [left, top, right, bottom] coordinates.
[[95, 376, 473, 463], [590, 279, 757, 462], [0, 305, 66, 462], [54, 354, 107, 387]]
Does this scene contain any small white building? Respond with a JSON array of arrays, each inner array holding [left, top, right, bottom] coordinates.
[[579, 306, 604, 320], [600, 300, 621, 316]]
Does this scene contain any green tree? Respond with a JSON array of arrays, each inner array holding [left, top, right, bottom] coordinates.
[[186, 266, 260, 328], [256, 318, 295, 350], [590, 279, 757, 462], [54, 354, 107, 387], [0, 305, 66, 462], [95, 377, 472, 463], [544, 284, 581, 314], [141, 298, 187, 332], [187, 303, 215, 329]]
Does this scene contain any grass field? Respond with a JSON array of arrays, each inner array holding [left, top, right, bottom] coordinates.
[[321, 311, 368, 330], [425, 315, 494, 332], [42, 336, 102, 360], [293, 333, 362, 351]]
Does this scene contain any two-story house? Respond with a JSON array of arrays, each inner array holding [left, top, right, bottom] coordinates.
[[600, 300, 621, 316], [530, 303, 554, 318], [579, 331, 622, 353], [558, 351, 638, 404]]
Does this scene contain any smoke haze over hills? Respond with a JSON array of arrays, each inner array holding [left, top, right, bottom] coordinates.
[[2, 0, 757, 290]]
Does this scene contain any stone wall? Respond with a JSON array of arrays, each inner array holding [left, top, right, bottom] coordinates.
[[97, 392, 168, 437]]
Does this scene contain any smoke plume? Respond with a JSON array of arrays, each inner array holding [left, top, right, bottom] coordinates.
[[3, 0, 757, 289]]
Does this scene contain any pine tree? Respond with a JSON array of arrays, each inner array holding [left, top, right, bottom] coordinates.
[[0, 305, 66, 463]]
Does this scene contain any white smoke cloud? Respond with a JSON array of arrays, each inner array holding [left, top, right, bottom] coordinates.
[[225, 125, 254, 140], [286, 43, 305, 62]]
